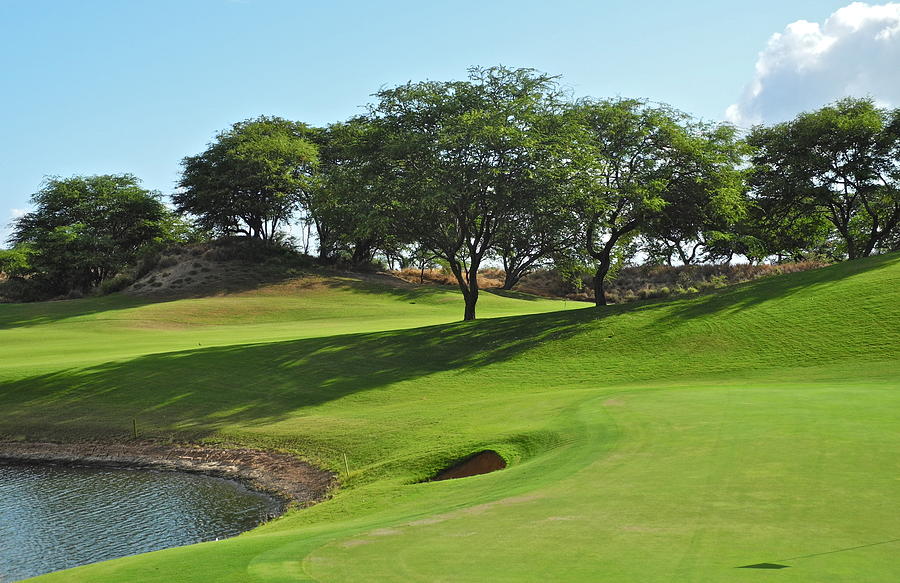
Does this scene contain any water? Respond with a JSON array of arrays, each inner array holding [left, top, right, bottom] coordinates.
[[0, 462, 282, 582]]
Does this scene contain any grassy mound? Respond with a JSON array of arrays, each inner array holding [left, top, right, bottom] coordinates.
[[1, 253, 898, 582]]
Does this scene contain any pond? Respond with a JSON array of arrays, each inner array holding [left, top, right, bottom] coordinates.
[[0, 461, 282, 582]]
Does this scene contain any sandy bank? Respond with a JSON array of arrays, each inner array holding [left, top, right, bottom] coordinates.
[[0, 441, 336, 508]]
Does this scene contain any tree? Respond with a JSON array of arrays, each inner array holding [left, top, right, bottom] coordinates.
[[367, 66, 572, 320], [739, 196, 835, 263], [747, 98, 900, 259], [491, 202, 575, 289], [309, 119, 410, 266], [9, 174, 178, 294], [568, 98, 746, 305], [175, 116, 318, 243], [640, 124, 749, 266]]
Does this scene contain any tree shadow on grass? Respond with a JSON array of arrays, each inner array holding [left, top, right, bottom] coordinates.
[[273, 273, 459, 303], [482, 288, 573, 302], [0, 295, 165, 330], [7, 253, 893, 439], [0, 310, 596, 440]]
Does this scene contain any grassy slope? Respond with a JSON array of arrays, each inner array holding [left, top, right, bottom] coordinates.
[[0, 274, 579, 376], [1, 256, 898, 582]]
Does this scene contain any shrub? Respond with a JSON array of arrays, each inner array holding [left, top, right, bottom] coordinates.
[[157, 255, 178, 269], [100, 273, 135, 295], [708, 274, 728, 288], [676, 269, 697, 289]]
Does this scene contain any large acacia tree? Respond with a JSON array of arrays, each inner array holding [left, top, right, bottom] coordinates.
[[367, 66, 572, 320], [175, 116, 318, 243], [569, 99, 746, 305], [748, 98, 900, 259]]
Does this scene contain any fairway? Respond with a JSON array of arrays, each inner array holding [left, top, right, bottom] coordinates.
[[2, 256, 899, 582]]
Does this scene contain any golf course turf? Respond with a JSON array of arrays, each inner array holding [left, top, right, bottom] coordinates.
[[1, 254, 898, 582]]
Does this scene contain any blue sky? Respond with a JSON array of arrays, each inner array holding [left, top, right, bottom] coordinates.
[[2, 0, 896, 243]]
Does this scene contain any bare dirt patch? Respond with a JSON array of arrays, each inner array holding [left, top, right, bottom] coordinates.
[[544, 516, 578, 522], [369, 528, 403, 536], [406, 517, 446, 526]]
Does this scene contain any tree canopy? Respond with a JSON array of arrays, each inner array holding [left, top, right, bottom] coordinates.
[[7, 70, 900, 316], [567, 99, 747, 305], [748, 97, 900, 259], [308, 118, 409, 266], [175, 116, 318, 243], [364, 66, 574, 320], [6, 174, 179, 295]]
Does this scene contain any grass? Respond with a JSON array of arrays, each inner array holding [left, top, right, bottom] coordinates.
[[1, 256, 898, 582]]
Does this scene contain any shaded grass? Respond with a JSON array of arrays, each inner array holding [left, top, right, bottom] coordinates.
[[0, 294, 150, 329], [0, 271, 580, 375], [0, 312, 587, 441]]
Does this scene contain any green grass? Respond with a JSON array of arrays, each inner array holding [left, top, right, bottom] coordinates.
[[2, 257, 899, 582]]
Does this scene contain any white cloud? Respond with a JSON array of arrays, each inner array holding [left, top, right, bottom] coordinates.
[[10, 208, 27, 218], [727, 2, 900, 126]]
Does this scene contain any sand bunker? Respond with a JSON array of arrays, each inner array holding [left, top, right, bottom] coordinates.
[[431, 450, 506, 481]]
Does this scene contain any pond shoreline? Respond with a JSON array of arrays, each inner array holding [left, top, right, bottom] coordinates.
[[0, 440, 336, 513]]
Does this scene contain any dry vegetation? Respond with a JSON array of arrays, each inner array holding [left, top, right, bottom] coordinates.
[[392, 267, 506, 288], [576, 261, 829, 303], [393, 261, 829, 304]]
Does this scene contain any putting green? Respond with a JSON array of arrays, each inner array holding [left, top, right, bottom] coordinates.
[[1, 256, 898, 582]]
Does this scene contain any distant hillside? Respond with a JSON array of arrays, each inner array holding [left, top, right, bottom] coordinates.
[[125, 242, 456, 300]]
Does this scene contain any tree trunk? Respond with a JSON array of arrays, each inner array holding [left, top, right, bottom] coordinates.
[[315, 220, 334, 262], [593, 259, 610, 307], [502, 255, 541, 290], [861, 220, 883, 258], [861, 239, 876, 258], [449, 259, 480, 321], [464, 291, 478, 320], [464, 259, 480, 320], [302, 222, 312, 254], [585, 216, 639, 309], [846, 236, 858, 259], [500, 254, 514, 290], [589, 234, 618, 307], [503, 266, 534, 290], [351, 239, 374, 267], [831, 218, 857, 260]]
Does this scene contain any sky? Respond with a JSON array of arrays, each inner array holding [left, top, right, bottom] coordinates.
[[1, 0, 898, 244]]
